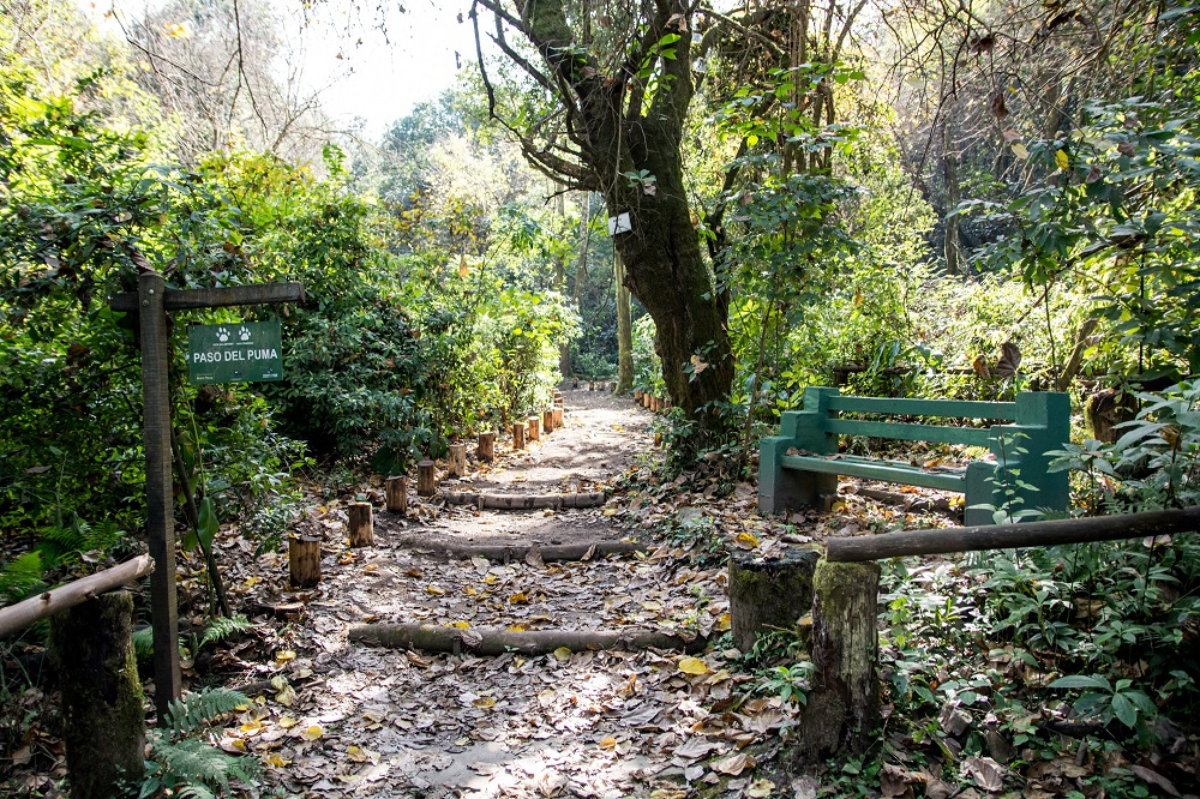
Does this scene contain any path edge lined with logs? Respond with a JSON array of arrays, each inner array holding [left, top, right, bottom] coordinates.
[[348, 622, 705, 655]]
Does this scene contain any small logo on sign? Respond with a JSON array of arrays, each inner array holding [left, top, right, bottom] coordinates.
[[239, 326, 251, 342], [217, 327, 230, 342]]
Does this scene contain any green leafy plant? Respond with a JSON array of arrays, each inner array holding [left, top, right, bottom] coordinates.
[[138, 687, 262, 799]]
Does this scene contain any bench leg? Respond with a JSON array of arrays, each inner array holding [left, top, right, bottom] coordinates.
[[759, 437, 838, 514], [964, 461, 998, 526]]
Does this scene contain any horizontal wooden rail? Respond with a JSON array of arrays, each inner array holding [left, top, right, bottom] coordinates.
[[827, 418, 995, 447], [781, 455, 966, 493], [0, 555, 155, 638], [109, 282, 304, 312], [825, 507, 1200, 562], [827, 396, 1017, 420]]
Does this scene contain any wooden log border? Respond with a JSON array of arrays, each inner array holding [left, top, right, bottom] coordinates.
[[441, 491, 607, 510], [348, 622, 704, 655], [390, 538, 644, 563]]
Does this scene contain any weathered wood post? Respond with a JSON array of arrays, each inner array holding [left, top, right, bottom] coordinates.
[[528, 416, 540, 442], [796, 558, 880, 764], [543, 409, 555, 434], [728, 548, 820, 652], [137, 272, 181, 720], [477, 432, 496, 463], [448, 443, 467, 477], [654, 432, 663, 448], [417, 460, 437, 496], [512, 422, 526, 450], [553, 407, 563, 429], [348, 502, 374, 547], [385, 476, 408, 513], [50, 591, 144, 799], [289, 536, 321, 587]]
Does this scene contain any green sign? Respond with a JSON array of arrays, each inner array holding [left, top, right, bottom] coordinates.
[[187, 320, 283, 384]]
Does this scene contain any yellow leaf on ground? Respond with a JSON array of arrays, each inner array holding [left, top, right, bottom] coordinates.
[[553, 647, 572, 661], [483, 574, 499, 584], [262, 753, 291, 768], [599, 737, 617, 750], [450, 621, 470, 629], [472, 696, 496, 709], [716, 613, 732, 631], [509, 592, 529, 604], [427, 585, 446, 596], [277, 716, 299, 729], [735, 531, 759, 548], [465, 586, 478, 596], [274, 650, 296, 665], [240, 719, 264, 735], [678, 656, 711, 675], [347, 745, 370, 763], [747, 779, 776, 797], [507, 623, 530, 632], [302, 725, 323, 741]]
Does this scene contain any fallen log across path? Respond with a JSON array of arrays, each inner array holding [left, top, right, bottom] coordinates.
[[441, 491, 607, 510], [348, 622, 705, 655], [392, 537, 645, 563], [825, 506, 1200, 563], [0, 555, 155, 639]]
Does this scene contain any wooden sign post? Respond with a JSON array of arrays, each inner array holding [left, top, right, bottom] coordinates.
[[110, 276, 303, 722]]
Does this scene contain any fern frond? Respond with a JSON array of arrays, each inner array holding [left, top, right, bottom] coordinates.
[[164, 687, 249, 740], [199, 615, 254, 650], [131, 626, 154, 659], [176, 783, 217, 799], [149, 738, 238, 790], [0, 551, 45, 604]]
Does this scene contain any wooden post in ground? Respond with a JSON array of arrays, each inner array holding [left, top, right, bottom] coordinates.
[[289, 536, 321, 587], [448, 444, 467, 477], [633, 390, 642, 401], [349, 502, 373, 547], [50, 591, 144, 799], [477, 432, 496, 463], [417, 460, 437, 496], [572, 377, 579, 388], [654, 432, 663, 448], [796, 558, 880, 764], [512, 422, 526, 450], [386, 476, 408, 513], [528, 416, 540, 442], [553, 407, 563, 428], [729, 548, 820, 652], [137, 272, 181, 721], [543, 409, 555, 434], [589, 381, 595, 391]]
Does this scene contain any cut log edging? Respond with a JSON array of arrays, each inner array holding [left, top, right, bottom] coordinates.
[[824, 506, 1200, 563], [348, 622, 705, 655], [391, 537, 645, 563], [441, 490, 607, 510]]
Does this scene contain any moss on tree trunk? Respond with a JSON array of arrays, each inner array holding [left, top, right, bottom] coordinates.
[[728, 547, 819, 652], [50, 590, 145, 799], [796, 559, 880, 764]]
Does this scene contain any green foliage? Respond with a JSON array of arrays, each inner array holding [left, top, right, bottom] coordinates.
[[132, 687, 267, 798]]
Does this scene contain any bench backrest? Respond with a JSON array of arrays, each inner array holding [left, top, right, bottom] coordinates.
[[783, 387, 1068, 451]]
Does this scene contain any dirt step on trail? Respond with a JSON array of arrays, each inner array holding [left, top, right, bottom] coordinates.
[[379, 387, 655, 550], [253, 387, 765, 799]]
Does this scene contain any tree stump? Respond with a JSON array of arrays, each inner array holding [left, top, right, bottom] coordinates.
[[417, 459, 437, 496], [572, 378, 579, 388], [543, 409, 555, 434], [553, 407, 563, 428], [634, 390, 643, 401], [512, 422, 526, 450], [528, 416, 540, 442], [588, 381, 595, 391], [729, 547, 820, 652], [386, 476, 408, 513], [477, 432, 496, 463], [448, 444, 467, 477], [50, 591, 144, 799], [289, 536, 321, 587], [796, 558, 881, 765], [349, 502, 373, 547]]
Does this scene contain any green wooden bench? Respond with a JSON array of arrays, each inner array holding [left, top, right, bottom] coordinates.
[[758, 387, 1071, 526]]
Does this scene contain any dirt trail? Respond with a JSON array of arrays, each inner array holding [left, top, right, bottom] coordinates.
[[252, 389, 779, 799]]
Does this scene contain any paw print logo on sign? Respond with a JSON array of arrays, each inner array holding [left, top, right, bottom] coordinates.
[[216, 327, 230, 342], [238, 326, 251, 342]]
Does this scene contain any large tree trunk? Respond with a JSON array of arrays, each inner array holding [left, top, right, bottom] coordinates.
[[615, 251, 634, 393], [605, 135, 733, 423], [942, 108, 961, 276]]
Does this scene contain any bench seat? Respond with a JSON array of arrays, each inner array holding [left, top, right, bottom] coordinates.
[[780, 454, 968, 493]]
